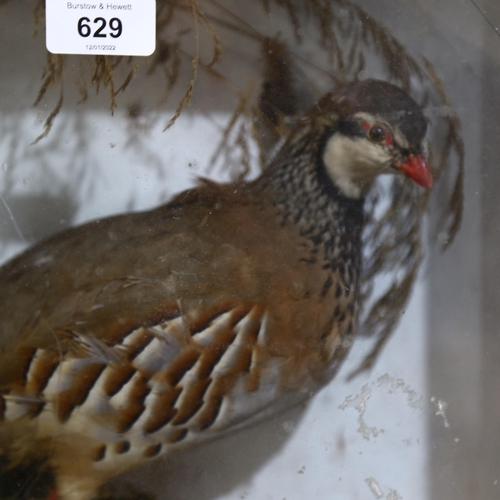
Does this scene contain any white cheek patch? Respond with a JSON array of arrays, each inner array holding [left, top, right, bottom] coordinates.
[[322, 134, 393, 198], [392, 127, 410, 150]]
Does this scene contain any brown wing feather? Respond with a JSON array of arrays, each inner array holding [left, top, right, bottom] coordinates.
[[0, 181, 352, 497]]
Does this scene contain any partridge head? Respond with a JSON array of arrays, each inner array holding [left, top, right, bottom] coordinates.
[[0, 80, 431, 500], [309, 79, 431, 197]]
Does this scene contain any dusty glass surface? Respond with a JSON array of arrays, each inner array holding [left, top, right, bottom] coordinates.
[[0, 1, 496, 499]]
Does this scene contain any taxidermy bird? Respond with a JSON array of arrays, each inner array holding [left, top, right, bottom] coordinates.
[[0, 80, 431, 500]]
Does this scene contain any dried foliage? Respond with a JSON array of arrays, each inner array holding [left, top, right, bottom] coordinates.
[[0, 0, 464, 374]]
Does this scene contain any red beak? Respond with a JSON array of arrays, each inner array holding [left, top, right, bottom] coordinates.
[[398, 154, 433, 188]]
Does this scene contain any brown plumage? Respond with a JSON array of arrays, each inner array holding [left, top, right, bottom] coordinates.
[[0, 80, 431, 500]]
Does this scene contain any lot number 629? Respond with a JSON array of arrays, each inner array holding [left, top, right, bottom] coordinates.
[[77, 17, 123, 38]]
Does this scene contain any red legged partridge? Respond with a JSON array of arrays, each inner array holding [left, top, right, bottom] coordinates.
[[0, 80, 432, 500]]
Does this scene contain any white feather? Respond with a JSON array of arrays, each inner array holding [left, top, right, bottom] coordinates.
[[322, 134, 392, 198]]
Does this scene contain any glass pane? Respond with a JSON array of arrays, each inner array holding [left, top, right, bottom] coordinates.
[[0, 1, 494, 499]]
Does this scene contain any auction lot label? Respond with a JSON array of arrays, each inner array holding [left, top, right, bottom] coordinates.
[[46, 1, 156, 56]]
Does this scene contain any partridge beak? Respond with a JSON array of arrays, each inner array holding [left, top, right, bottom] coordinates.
[[397, 154, 433, 188]]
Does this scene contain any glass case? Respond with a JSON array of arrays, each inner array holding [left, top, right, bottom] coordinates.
[[0, 1, 496, 499]]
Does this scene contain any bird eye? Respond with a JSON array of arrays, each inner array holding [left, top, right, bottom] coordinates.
[[368, 124, 388, 143]]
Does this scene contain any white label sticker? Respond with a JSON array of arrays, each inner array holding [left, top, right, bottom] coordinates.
[[46, 0, 156, 56]]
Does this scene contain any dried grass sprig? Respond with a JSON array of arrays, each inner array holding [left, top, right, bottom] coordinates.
[[163, 2, 200, 130]]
